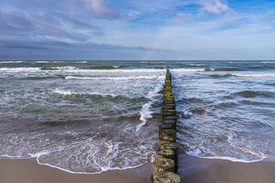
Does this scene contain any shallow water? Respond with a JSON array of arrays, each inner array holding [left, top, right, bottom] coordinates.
[[0, 60, 274, 173]]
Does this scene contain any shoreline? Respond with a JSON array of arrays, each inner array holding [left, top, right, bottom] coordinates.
[[1, 155, 275, 183], [0, 158, 152, 183], [178, 154, 275, 183]]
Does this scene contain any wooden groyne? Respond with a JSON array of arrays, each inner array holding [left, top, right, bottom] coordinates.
[[153, 69, 181, 183]]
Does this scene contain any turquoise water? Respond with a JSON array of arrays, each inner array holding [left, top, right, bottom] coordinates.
[[0, 60, 274, 173]]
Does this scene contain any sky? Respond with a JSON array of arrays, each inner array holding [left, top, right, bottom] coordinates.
[[0, 0, 275, 60]]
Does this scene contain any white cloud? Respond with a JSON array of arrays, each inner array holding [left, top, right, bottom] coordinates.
[[200, 0, 229, 14]]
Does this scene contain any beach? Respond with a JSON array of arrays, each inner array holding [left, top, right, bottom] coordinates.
[[0, 60, 274, 181], [0, 158, 152, 183], [1, 155, 275, 183], [179, 155, 275, 183]]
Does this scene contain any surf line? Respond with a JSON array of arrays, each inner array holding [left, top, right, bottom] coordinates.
[[152, 68, 181, 182]]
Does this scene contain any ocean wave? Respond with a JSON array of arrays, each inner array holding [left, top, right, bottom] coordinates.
[[171, 68, 205, 72], [0, 67, 166, 74], [185, 148, 265, 163], [65, 75, 164, 80], [136, 77, 164, 132], [235, 90, 273, 98], [184, 136, 266, 163], [25, 76, 61, 80], [261, 61, 275, 64], [213, 68, 244, 71], [0, 67, 75, 72], [0, 67, 41, 72], [187, 64, 203, 67], [84, 66, 120, 69], [0, 61, 24, 64], [64, 68, 165, 73], [53, 89, 118, 97], [209, 74, 232, 78], [232, 73, 275, 77], [35, 61, 50, 63]]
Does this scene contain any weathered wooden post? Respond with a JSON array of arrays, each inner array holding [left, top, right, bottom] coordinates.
[[153, 68, 181, 182], [153, 158, 175, 180], [155, 149, 175, 160], [161, 129, 177, 138], [159, 124, 173, 136], [154, 171, 181, 183], [159, 135, 176, 148], [160, 142, 179, 172]]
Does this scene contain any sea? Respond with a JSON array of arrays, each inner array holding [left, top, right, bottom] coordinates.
[[0, 60, 274, 174]]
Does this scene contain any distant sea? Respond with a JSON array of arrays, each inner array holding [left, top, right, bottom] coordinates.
[[0, 60, 274, 174]]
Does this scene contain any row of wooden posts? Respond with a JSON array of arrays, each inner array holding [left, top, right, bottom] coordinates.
[[152, 69, 181, 183]]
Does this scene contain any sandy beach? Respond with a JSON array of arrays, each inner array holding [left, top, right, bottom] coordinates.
[[178, 155, 275, 183], [1, 155, 275, 183], [0, 158, 152, 183]]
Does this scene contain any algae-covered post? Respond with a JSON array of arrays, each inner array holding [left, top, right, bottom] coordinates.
[[153, 158, 175, 180], [152, 68, 181, 182], [154, 171, 181, 183]]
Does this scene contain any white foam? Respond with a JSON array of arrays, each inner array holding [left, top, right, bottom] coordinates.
[[171, 68, 206, 72], [202, 155, 266, 163], [136, 77, 164, 132], [186, 148, 266, 163], [54, 89, 74, 95], [186, 133, 267, 163], [65, 75, 162, 80], [183, 111, 193, 117], [261, 61, 275, 63], [35, 61, 50, 63], [187, 64, 203, 67], [232, 73, 275, 77], [64, 69, 165, 73], [0, 61, 24, 64], [28, 150, 52, 158], [136, 102, 153, 132], [0, 67, 41, 72], [53, 89, 117, 97], [0, 154, 30, 159]]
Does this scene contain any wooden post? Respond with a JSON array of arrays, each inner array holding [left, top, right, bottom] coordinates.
[[153, 158, 175, 180], [163, 115, 177, 121], [163, 119, 176, 130], [159, 124, 173, 136], [159, 135, 176, 148], [155, 149, 175, 160], [154, 171, 181, 183], [161, 129, 177, 139], [160, 142, 179, 172]]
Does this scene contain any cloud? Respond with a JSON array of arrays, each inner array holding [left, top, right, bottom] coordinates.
[[200, 0, 229, 15]]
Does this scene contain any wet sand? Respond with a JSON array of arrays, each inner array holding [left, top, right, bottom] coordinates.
[[0, 158, 152, 183], [1, 155, 275, 183], [178, 155, 275, 183]]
